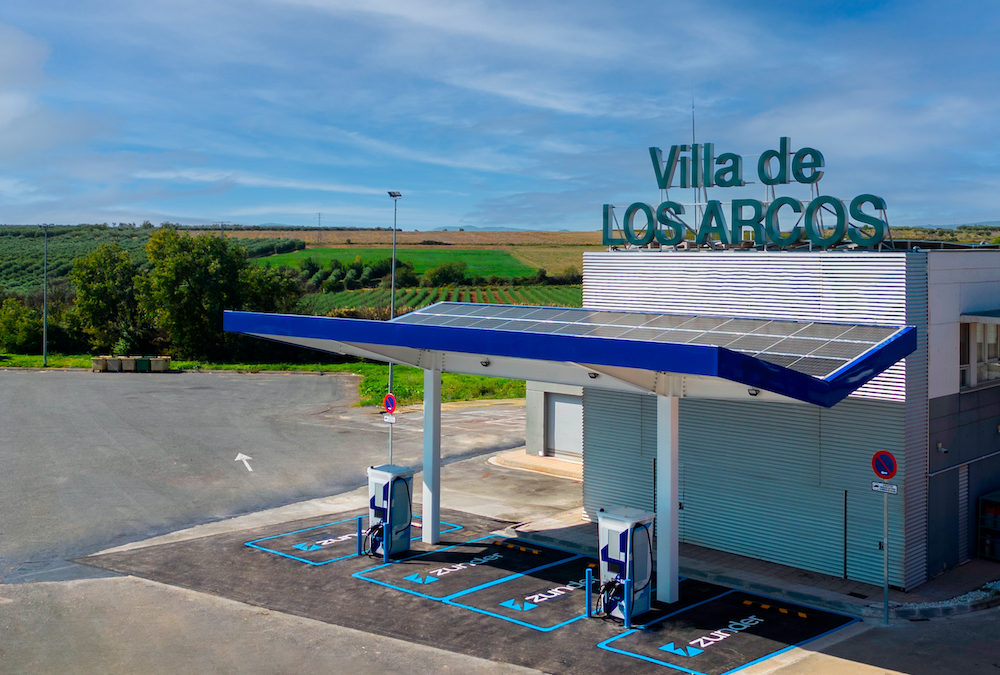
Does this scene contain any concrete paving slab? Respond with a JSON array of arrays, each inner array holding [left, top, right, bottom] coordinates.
[[0, 576, 544, 675]]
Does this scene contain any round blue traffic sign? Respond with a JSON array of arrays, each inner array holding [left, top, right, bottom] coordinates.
[[383, 392, 396, 413], [871, 451, 897, 479]]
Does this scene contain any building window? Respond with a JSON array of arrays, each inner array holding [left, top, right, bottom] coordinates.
[[961, 322, 1000, 389]]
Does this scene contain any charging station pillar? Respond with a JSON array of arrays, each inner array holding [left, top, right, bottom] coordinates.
[[422, 368, 442, 544], [656, 394, 679, 604]]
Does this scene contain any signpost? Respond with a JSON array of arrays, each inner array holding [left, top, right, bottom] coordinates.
[[870, 451, 898, 624], [384, 393, 397, 463]]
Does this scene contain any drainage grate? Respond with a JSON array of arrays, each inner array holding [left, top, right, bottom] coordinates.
[[847, 591, 869, 599]]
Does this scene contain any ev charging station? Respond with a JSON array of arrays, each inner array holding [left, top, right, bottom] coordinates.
[[224, 295, 916, 604], [366, 465, 414, 558], [597, 507, 655, 621]]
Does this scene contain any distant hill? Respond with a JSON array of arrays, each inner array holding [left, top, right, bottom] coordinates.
[[922, 220, 1000, 230]]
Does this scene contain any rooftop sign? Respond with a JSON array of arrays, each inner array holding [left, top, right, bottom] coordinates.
[[604, 137, 888, 249]]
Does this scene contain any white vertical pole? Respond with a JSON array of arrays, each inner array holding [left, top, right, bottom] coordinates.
[[883, 490, 889, 624], [422, 368, 442, 544], [656, 394, 679, 604]]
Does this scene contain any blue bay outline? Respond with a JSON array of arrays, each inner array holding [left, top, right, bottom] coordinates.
[[596, 590, 860, 674], [244, 515, 462, 566]]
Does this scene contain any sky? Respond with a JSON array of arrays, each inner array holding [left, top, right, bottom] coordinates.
[[0, 0, 997, 231]]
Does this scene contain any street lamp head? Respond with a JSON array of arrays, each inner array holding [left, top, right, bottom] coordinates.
[[388, 191, 402, 199]]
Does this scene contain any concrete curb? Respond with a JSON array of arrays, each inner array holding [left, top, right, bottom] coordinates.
[[864, 593, 1000, 619], [489, 449, 583, 481]]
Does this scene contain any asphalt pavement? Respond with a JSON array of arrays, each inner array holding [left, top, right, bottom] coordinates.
[[2, 369, 998, 675], [0, 369, 525, 584]]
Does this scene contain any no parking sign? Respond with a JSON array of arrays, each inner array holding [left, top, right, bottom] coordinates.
[[383, 393, 396, 413], [871, 451, 897, 479]]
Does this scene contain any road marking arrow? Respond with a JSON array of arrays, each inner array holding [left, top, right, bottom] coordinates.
[[659, 642, 701, 657], [499, 599, 537, 611], [403, 573, 438, 585], [234, 453, 253, 472]]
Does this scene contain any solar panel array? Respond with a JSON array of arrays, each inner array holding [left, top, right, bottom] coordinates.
[[393, 302, 903, 379]]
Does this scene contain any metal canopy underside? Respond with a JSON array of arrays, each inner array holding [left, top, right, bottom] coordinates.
[[223, 303, 917, 408]]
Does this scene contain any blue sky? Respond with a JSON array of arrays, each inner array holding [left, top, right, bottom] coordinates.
[[0, 0, 997, 230]]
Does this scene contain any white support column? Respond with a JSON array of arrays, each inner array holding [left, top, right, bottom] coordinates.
[[656, 394, 679, 604], [422, 368, 442, 544]]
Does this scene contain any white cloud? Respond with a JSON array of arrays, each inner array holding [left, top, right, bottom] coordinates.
[[133, 169, 386, 195]]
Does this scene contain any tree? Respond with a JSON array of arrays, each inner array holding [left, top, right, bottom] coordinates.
[[0, 297, 42, 354], [422, 261, 468, 287], [71, 243, 147, 353], [140, 228, 299, 360]]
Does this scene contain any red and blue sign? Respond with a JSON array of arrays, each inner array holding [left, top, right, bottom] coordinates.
[[871, 451, 897, 480], [383, 393, 396, 413]]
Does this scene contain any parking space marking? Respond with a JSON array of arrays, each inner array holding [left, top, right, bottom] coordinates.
[[597, 591, 858, 675], [245, 515, 462, 566], [353, 535, 578, 602], [443, 556, 591, 631]]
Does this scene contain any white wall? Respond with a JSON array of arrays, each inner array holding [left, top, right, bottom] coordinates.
[[927, 251, 1000, 399]]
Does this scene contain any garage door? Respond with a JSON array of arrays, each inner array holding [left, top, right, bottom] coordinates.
[[546, 392, 583, 460]]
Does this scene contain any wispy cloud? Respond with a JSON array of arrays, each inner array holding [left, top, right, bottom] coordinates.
[[133, 169, 386, 195], [0, 2, 998, 228]]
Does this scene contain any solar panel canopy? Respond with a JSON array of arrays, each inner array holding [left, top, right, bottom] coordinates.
[[394, 302, 903, 380]]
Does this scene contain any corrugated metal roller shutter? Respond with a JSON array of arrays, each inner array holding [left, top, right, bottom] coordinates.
[[546, 393, 583, 459], [678, 399, 845, 577], [582, 389, 654, 520], [819, 398, 906, 587]]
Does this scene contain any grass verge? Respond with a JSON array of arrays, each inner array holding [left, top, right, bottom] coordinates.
[[0, 355, 524, 407]]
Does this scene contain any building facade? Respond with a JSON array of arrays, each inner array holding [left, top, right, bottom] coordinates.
[[575, 249, 1000, 590]]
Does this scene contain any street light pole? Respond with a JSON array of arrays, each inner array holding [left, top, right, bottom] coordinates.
[[41, 224, 48, 367], [387, 191, 402, 465]]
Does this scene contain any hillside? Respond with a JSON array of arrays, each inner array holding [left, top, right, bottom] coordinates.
[[0, 226, 304, 294]]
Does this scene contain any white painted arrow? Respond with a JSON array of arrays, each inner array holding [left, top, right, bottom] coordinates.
[[234, 453, 253, 472]]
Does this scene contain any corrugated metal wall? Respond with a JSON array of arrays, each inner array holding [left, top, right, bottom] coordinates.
[[583, 251, 908, 401], [903, 254, 929, 587], [580, 251, 929, 588], [820, 399, 907, 587], [582, 389, 655, 515], [959, 465, 970, 563], [677, 400, 847, 577]]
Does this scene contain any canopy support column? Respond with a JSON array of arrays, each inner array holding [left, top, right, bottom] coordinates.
[[422, 368, 442, 544], [656, 394, 679, 604]]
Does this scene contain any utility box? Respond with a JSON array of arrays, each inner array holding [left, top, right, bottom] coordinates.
[[367, 465, 414, 557], [598, 506, 655, 621]]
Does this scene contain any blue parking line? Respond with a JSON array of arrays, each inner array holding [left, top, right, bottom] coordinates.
[[444, 599, 589, 632], [245, 516, 461, 566], [720, 619, 859, 675], [352, 534, 502, 600], [353, 535, 576, 603], [441, 554, 586, 631], [597, 590, 860, 673]]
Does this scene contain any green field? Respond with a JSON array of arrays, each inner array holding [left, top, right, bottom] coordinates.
[[298, 285, 583, 315], [257, 247, 538, 278]]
